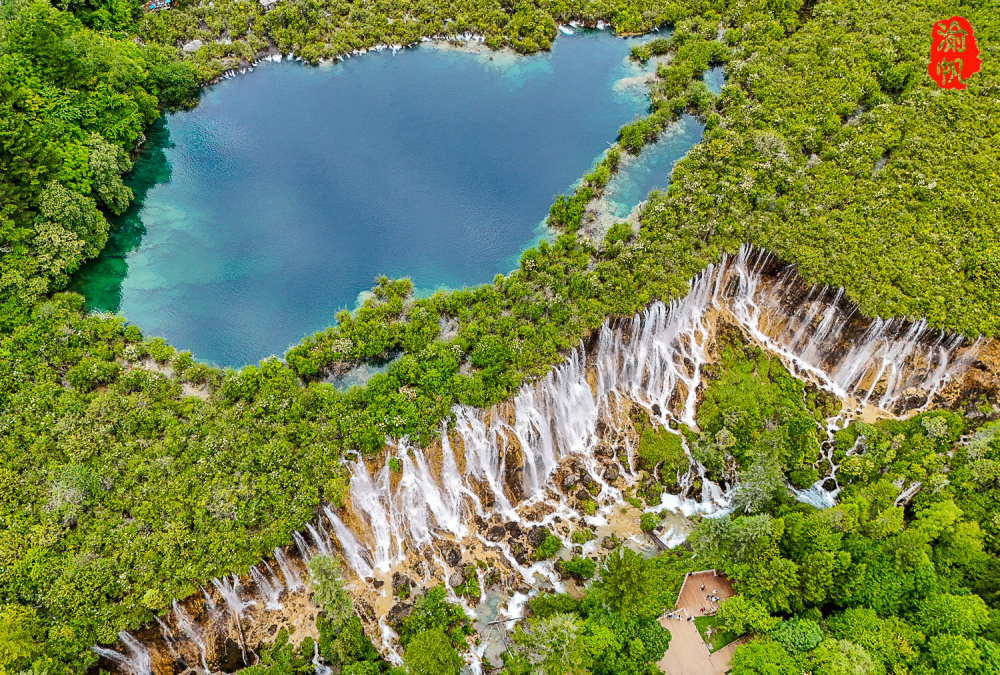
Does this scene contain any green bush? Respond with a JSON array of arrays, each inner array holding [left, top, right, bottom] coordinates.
[[534, 532, 563, 560], [560, 556, 596, 580], [640, 512, 659, 532], [771, 618, 824, 653]]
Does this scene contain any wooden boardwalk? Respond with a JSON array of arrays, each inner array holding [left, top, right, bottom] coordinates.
[[658, 571, 741, 675]]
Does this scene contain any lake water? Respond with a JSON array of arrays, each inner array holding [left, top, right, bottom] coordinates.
[[72, 30, 705, 367]]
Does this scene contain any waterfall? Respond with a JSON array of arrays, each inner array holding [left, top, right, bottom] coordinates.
[[201, 586, 219, 615], [212, 574, 255, 618], [349, 460, 399, 572], [306, 522, 333, 557], [274, 546, 304, 591], [153, 616, 180, 658], [92, 632, 151, 675], [312, 641, 333, 675], [99, 246, 983, 671], [172, 599, 209, 670], [322, 506, 374, 578], [293, 530, 313, 561], [249, 565, 284, 610]]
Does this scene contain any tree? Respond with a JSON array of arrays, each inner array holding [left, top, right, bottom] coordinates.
[[403, 628, 461, 675], [0, 605, 45, 670], [716, 595, 778, 636], [771, 618, 823, 653], [730, 638, 801, 675], [810, 639, 880, 675], [916, 593, 990, 637], [827, 609, 919, 673], [595, 548, 656, 619], [731, 458, 787, 513], [925, 634, 982, 675], [504, 613, 590, 675], [307, 555, 354, 633]]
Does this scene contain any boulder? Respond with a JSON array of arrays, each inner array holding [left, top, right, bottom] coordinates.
[[449, 572, 465, 588], [387, 602, 413, 626], [392, 572, 413, 597], [526, 525, 548, 547], [485, 525, 507, 542], [442, 544, 462, 567], [603, 465, 619, 482]]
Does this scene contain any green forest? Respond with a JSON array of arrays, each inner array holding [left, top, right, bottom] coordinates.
[[0, 0, 998, 671]]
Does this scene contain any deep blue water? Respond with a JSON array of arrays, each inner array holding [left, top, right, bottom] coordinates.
[[72, 31, 703, 367]]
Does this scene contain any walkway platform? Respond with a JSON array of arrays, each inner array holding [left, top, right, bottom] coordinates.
[[658, 570, 743, 675]]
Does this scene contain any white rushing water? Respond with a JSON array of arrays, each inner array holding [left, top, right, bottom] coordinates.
[[92, 632, 152, 675], [95, 246, 981, 669]]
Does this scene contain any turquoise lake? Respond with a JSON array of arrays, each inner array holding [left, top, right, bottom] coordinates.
[[71, 30, 706, 367]]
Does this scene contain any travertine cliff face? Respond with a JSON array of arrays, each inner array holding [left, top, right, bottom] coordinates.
[[95, 246, 994, 675]]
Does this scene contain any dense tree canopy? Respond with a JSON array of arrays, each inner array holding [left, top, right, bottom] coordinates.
[[0, 0, 998, 672]]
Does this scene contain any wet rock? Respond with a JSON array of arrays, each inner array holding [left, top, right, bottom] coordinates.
[[505, 521, 524, 539], [181, 39, 203, 53], [357, 601, 376, 622], [652, 403, 662, 417], [442, 544, 462, 567], [511, 542, 530, 566], [392, 572, 413, 597], [580, 472, 597, 491], [387, 602, 413, 626], [601, 536, 617, 550], [372, 579, 384, 589], [506, 466, 525, 502], [575, 489, 592, 502], [822, 478, 837, 491], [595, 445, 614, 458], [603, 465, 619, 482], [486, 525, 507, 542], [527, 525, 548, 547], [267, 624, 278, 636], [561, 474, 577, 491], [449, 572, 465, 588], [210, 637, 245, 672]]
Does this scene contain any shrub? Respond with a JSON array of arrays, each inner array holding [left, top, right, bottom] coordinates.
[[560, 556, 596, 581], [147, 337, 175, 364], [640, 513, 659, 532], [771, 618, 824, 653], [534, 533, 562, 560], [637, 427, 687, 477], [530, 593, 580, 619], [66, 358, 120, 391], [396, 586, 471, 649]]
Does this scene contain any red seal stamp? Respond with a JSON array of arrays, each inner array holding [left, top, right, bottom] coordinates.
[[929, 16, 980, 89]]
